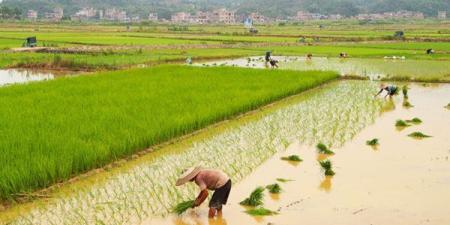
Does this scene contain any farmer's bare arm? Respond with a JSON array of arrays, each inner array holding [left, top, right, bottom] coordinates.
[[375, 89, 383, 97], [193, 190, 208, 207]]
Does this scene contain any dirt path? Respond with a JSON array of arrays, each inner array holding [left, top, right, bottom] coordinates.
[[143, 83, 450, 225]]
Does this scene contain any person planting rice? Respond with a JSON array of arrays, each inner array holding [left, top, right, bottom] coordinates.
[[269, 59, 279, 68], [176, 166, 232, 218], [375, 84, 398, 98]]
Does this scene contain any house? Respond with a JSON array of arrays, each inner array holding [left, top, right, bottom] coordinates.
[[248, 12, 269, 24], [71, 8, 97, 21], [45, 7, 63, 21], [211, 8, 235, 24], [438, 11, 447, 19], [148, 13, 158, 22], [171, 12, 191, 23], [27, 10, 38, 21], [104, 8, 128, 22]]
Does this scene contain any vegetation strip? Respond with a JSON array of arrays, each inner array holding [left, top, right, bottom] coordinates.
[[0, 65, 337, 201]]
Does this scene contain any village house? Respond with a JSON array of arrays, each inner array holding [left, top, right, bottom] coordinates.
[[171, 12, 192, 23], [193, 11, 210, 24], [438, 11, 447, 19], [296, 11, 325, 21], [248, 12, 269, 24], [355, 10, 424, 20], [44, 7, 63, 21], [211, 8, 235, 24], [71, 8, 97, 21], [104, 8, 128, 22], [148, 13, 158, 22], [27, 10, 38, 21]]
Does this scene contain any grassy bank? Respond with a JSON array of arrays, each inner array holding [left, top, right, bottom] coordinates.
[[0, 65, 338, 200]]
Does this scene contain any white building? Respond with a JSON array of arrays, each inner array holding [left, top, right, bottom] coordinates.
[[148, 13, 158, 22], [27, 10, 38, 21], [438, 11, 447, 19]]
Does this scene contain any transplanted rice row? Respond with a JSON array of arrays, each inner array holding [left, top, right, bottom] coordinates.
[[2, 81, 383, 225]]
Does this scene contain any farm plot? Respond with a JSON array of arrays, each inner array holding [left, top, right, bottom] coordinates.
[[0, 65, 337, 201], [1, 80, 384, 225]]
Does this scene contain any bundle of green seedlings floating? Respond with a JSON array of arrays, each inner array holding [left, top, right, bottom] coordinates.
[[245, 207, 278, 216], [395, 120, 410, 127], [316, 143, 334, 155], [276, 178, 294, 183], [405, 117, 422, 124], [408, 132, 432, 138], [402, 85, 409, 98], [240, 187, 265, 206], [266, 183, 282, 194], [403, 100, 414, 108], [281, 155, 303, 162], [319, 160, 335, 176], [173, 200, 195, 215], [366, 138, 379, 146]]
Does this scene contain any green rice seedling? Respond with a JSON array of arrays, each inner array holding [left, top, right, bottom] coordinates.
[[245, 207, 278, 216], [366, 138, 379, 146], [281, 155, 303, 162], [173, 200, 195, 215], [403, 100, 414, 108], [319, 160, 335, 176], [316, 143, 334, 155], [445, 103, 450, 109], [276, 178, 294, 183], [402, 85, 409, 98], [408, 132, 432, 138], [240, 187, 265, 206], [266, 183, 282, 194], [395, 120, 410, 127], [406, 117, 422, 124]]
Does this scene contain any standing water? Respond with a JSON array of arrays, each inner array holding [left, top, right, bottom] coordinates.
[[0, 69, 57, 86]]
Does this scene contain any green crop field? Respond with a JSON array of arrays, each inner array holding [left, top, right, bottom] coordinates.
[[0, 65, 338, 200]]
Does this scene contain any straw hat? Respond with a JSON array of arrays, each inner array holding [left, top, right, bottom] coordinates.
[[176, 166, 203, 186]]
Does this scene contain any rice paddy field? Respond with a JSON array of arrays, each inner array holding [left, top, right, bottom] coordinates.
[[0, 20, 450, 225]]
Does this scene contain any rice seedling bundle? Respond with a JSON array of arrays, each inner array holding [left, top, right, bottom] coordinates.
[[366, 138, 379, 146], [316, 143, 334, 155], [402, 85, 409, 98], [406, 117, 422, 124], [395, 120, 410, 127], [276, 178, 294, 183], [408, 132, 432, 138], [319, 160, 335, 176], [403, 100, 414, 108], [240, 187, 265, 206], [173, 200, 195, 215], [281, 155, 303, 162], [245, 207, 278, 216], [266, 183, 282, 194]]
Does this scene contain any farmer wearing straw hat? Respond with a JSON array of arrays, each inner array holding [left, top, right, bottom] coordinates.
[[176, 166, 231, 218], [375, 83, 398, 98]]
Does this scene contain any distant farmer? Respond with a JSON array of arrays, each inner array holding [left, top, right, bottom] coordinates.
[[426, 49, 434, 55], [339, 52, 348, 58], [176, 167, 232, 218], [186, 57, 193, 65], [306, 53, 313, 60], [375, 84, 398, 98], [265, 51, 272, 62]]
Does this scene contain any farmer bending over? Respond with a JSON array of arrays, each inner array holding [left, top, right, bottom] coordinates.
[[176, 167, 232, 218], [375, 84, 398, 98]]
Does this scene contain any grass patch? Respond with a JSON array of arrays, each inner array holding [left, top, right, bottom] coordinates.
[[395, 120, 410, 127], [316, 143, 334, 155], [245, 207, 278, 216], [406, 117, 422, 124], [173, 200, 195, 215], [281, 155, 303, 162], [366, 138, 379, 146], [266, 183, 282, 194], [408, 132, 432, 138], [276, 178, 294, 183], [0, 65, 338, 201], [319, 160, 335, 176], [240, 187, 265, 207]]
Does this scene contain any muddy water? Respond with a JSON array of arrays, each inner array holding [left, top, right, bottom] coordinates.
[[0, 69, 56, 86], [0, 80, 384, 225], [144, 83, 450, 225], [198, 56, 450, 80]]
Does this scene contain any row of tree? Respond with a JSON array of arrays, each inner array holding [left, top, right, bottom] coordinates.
[[0, 6, 22, 19]]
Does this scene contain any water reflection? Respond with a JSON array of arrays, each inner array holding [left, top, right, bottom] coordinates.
[[0, 69, 55, 86]]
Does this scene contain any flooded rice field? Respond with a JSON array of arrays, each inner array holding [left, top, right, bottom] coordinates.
[[0, 69, 55, 86], [198, 56, 450, 81], [1, 80, 384, 225], [145, 83, 450, 225]]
